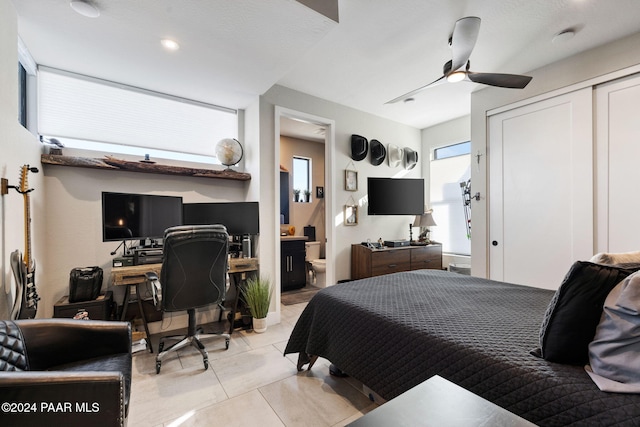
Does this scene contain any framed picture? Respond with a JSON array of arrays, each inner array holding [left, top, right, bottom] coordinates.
[[345, 169, 358, 191], [344, 205, 358, 226], [316, 186, 324, 199]]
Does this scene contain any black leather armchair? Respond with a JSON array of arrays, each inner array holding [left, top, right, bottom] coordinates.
[[0, 319, 131, 427]]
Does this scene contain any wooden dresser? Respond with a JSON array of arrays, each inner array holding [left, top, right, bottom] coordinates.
[[351, 243, 442, 280]]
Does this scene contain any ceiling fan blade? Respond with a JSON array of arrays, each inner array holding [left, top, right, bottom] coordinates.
[[385, 75, 445, 104], [450, 16, 481, 72], [467, 72, 532, 89]]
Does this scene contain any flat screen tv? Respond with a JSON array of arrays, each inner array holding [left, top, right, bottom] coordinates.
[[182, 202, 259, 236], [102, 192, 183, 241], [367, 178, 425, 215]]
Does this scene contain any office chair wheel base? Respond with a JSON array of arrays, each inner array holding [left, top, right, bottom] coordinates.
[[225, 338, 230, 350], [156, 361, 162, 374]]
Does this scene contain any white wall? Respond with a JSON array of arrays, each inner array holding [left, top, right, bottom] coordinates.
[[260, 85, 422, 284], [471, 31, 640, 278], [0, 0, 44, 319]]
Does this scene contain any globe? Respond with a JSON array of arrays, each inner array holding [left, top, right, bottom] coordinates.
[[215, 138, 243, 168]]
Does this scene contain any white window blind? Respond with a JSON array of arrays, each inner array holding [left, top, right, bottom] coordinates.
[[38, 67, 237, 161], [430, 153, 471, 255]]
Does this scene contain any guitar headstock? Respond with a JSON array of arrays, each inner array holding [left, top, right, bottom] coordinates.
[[17, 164, 39, 194], [19, 165, 29, 193]]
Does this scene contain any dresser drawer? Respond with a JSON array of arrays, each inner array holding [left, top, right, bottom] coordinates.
[[371, 249, 411, 276], [410, 246, 442, 270]]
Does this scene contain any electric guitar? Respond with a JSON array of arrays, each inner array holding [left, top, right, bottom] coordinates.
[[10, 164, 39, 319]]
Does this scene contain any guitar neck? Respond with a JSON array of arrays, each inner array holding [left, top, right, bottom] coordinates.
[[23, 191, 33, 270]]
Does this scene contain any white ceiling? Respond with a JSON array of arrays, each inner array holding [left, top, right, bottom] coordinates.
[[12, 0, 640, 135]]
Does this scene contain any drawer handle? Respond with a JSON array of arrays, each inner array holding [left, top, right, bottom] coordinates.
[[388, 264, 397, 268]]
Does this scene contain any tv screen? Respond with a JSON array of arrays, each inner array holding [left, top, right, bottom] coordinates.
[[183, 202, 259, 236], [367, 178, 425, 215], [102, 192, 183, 241]]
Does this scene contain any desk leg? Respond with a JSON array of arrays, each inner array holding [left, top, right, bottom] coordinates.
[[136, 283, 154, 353], [121, 285, 131, 321], [229, 279, 241, 334]]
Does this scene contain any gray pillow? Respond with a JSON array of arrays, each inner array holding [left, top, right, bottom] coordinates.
[[587, 271, 640, 393]]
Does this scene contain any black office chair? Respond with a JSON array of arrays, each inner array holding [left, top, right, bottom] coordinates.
[[154, 225, 230, 374]]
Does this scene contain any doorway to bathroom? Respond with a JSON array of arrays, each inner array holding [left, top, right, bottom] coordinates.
[[275, 107, 335, 295]]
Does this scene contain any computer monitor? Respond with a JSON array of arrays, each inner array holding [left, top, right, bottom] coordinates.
[[182, 202, 259, 236]]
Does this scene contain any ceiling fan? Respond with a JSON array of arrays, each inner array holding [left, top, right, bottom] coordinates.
[[387, 16, 532, 104]]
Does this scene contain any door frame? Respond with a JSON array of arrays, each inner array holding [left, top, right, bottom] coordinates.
[[274, 107, 336, 300]]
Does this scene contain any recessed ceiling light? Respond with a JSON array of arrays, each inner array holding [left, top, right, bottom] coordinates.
[[161, 39, 180, 51], [552, 29, 575, 44], [70, 0, 100, 18]]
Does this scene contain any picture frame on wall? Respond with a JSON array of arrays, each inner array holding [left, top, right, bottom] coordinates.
[[345, 169, 358, 191], [344, 205, 358, 226], [316, 186, 324, 199]]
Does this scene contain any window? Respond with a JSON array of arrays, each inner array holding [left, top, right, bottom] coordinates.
[[433, 141, 471, 160], [18, 63, 27, 128], [37, 67, 238, 164], [430, 141, 471, 255], [18, 37, 37, 132], [292, 156, 311, 202]]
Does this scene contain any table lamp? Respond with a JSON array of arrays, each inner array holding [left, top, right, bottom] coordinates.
[[412, 209, 437, 245]]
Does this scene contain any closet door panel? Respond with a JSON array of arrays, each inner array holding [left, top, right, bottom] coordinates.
[[489, 88, 593, 289], [595, 74, 640, 253]]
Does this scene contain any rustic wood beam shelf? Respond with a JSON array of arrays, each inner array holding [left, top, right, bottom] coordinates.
[[40, 154, 251, 181]]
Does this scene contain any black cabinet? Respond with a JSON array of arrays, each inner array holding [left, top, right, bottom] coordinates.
[[281, 239, 306, 291]]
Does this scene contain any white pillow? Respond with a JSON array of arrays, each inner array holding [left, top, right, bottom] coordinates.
[[586, 271, 640, 393], [590, 251, 640, 265]]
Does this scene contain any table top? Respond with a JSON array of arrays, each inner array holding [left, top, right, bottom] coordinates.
[[111, 258, 259, 286], [348, 375, 536, 427]]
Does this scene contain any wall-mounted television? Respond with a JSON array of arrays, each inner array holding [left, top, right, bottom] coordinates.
[[183, 202, 259, 236], [102, 192, 183, 241], [367, 178, 425, 215]]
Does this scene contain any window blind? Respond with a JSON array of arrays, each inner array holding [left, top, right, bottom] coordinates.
[[430, 154, 471, 255], [38, 67, 237, 160]]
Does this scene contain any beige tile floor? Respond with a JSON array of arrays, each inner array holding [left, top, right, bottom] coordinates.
[[128, 302, 378, 427]]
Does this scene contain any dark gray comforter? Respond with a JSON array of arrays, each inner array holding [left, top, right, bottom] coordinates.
[[284, 269, 640, 426]]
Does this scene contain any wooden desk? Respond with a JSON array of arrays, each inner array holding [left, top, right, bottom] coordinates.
[[348, 375, 535, 427], [111, 259, 259, 345], [111, 263, 162, 353]]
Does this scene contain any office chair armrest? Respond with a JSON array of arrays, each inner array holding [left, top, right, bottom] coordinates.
[[145, 272, 162, 308]]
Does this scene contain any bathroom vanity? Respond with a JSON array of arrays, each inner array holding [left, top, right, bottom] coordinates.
[[281, 236, 307, 291]]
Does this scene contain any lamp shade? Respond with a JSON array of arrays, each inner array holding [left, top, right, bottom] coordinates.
[[413, 211, 437, 227]]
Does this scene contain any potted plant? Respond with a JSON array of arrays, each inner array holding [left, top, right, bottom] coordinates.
[[293, 188, 301, 202], [240, 275, 272, 333], [303, 189, 311, 203]]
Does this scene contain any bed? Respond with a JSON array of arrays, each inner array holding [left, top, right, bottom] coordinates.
[[284, 268, 640, 426]]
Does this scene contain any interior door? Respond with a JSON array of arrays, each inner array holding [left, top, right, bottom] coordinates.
[[488, 88, 593, 289], [595, 73, 640, 253]]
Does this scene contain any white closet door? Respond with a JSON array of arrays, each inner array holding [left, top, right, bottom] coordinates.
[[489, 88, 593, 289], [595, 73, 640, 253]]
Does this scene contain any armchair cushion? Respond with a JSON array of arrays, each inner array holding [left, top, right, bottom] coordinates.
[[0, 320, 28, 371]]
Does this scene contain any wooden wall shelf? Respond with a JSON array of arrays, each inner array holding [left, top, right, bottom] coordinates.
[[41, 154, 251, 181]]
